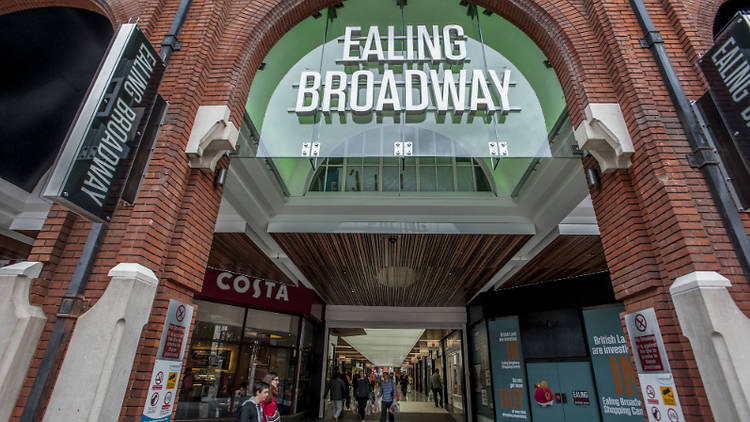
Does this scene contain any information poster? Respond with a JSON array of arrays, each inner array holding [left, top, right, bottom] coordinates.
[[142, 300, 194, 422], [624, 308, 685, 422], [488, 317, 529, 421], [583, 306, 644, 421], [471, 322, 495, 422]]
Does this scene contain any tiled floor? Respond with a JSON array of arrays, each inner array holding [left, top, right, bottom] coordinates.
[[320, 390, 458, 422]]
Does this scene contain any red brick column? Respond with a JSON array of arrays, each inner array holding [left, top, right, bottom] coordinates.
[[582, 0, 750, 420]]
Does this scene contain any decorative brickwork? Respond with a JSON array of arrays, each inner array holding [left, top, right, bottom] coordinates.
[[2, 0, 749, 421]]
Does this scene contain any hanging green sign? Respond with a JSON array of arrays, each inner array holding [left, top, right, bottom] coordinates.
[[582, 306, 644, 421], [488, 316, 529, 421]]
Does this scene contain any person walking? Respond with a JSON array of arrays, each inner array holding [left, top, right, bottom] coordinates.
[[378, 372, 398, 422], [261, 373, 281, 422], [238, 381, 270, 422], [399, 374, 408, 400], [431, 369, 443, 408], [354, 371, 372, 422], [325, 373, 347, 421]]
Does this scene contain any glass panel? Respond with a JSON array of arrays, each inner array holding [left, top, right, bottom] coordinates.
[[401, 165, 417, 192], [295, 320, 315, 413], [363, 166, 379, 191], [456, 166, 474, 191], [419, 166, 436, 192], [309, 168, 325, 191], [346, 166, 361, 191], [240, 344, 297, 415], [325, 167, 342, 191], [243, 308, 299, 347], [382, 165, 399, 192], [437, 166, 454, 192], [474, 166, 491, 192]]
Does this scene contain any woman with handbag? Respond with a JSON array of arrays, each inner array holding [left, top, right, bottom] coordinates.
[[261, 373, 281, 422]]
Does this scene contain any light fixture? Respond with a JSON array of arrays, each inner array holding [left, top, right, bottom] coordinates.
[[214, 167, 227, 187], [585, 168, 599, 189]]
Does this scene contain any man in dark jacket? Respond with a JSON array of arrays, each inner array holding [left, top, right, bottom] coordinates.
[[325, 373, 347, 421], [431, 369, 443, 408], [238, 381, 270, 422]]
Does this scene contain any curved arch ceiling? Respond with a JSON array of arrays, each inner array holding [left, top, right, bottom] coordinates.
[[240, 0, 574, 198], [246, 0, 565, 133]]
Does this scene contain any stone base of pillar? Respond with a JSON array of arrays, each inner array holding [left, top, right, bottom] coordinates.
[[671, 271, 750, 422], [0, 262, 46, 422], [43, 263, 159, 422]]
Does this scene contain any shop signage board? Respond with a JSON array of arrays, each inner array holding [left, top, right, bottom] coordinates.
[[700, 13, 750, 177], [198, 268, 324, 320], [43, 23, 165, 222], [488, 317, 529, 422], [582, 305, 644, 421], [624, 308, 685, 422], [142, 300, 194, 422]]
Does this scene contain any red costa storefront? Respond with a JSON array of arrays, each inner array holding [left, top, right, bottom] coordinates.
[[175, 269, 324, 421]]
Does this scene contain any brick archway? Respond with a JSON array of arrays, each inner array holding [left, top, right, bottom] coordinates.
[[0, 0, 116, 25], [209, 0, 617, 129]]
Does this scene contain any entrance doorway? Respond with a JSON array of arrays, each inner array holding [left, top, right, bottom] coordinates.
[[323, 327, 467, 422]]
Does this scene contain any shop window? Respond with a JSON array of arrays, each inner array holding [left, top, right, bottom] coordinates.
[[176, 300, 305, 420]]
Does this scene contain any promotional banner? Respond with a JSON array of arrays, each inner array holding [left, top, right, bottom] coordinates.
[[470, 322, 495, 422], [582, 306, 644, 421], [488, 317, 529, 421], [142, 300, 194, 422], [624, 308, 685, 422]]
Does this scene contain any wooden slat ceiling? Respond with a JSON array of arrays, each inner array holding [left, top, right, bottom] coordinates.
[[271, 233, 531, 306], [501, 235, 608, 288], [207, 233, 294, 284], [336, 337, 370, 363]]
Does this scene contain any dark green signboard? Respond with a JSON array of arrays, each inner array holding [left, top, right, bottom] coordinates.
[[44, 24, 165, 222], [488, 316, 529, 421], [582, 305, 644, 421]]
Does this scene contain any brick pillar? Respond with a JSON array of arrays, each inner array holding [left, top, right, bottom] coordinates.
[[582, 0, 750, 420]]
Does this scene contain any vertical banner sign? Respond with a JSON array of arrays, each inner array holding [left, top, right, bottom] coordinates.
[[488, 317, 529, 422], [582, 306, 644, 421], [142, 300, 194, 422], [43, 23, 166, 222], [624, 308, 685, 422], [470, 323, 495, 422], [700, 13, 750, 177]]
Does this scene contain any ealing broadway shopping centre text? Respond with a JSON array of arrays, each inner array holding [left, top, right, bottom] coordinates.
[[294, 24, 519, 117]]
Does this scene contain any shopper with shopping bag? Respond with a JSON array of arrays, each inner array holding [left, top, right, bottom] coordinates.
[[377, 372, 399, 422]]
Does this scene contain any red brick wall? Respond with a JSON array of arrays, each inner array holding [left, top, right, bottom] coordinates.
[[4, 0, 750, 421]]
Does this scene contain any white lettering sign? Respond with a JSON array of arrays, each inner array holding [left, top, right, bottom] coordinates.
[[215, 272, 290, 302], [293, 24, 519, 117]]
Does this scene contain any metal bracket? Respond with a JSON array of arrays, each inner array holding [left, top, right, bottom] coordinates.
[[56, 296, 90, 319], [639, 31, 663, 48], [687, 149, 719, 169], [161, 35, 182, 51]]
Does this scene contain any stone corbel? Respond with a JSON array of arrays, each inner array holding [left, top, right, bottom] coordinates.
[[0, 262, 46, 422], [185, 105, 239, 172], [573, 103, 635, 173]]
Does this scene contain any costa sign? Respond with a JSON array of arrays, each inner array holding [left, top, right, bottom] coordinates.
[[216, 271, 289, 301], [198, 268, 323, 320]]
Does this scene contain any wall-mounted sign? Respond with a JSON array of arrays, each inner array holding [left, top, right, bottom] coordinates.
[[198, 268, 324, 320], [142, 300, 194, 422], [583, 306, 644, 421], [624, 308, 685, 422], [43, 24, 165, 222], [488, 317, 529, 422]]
